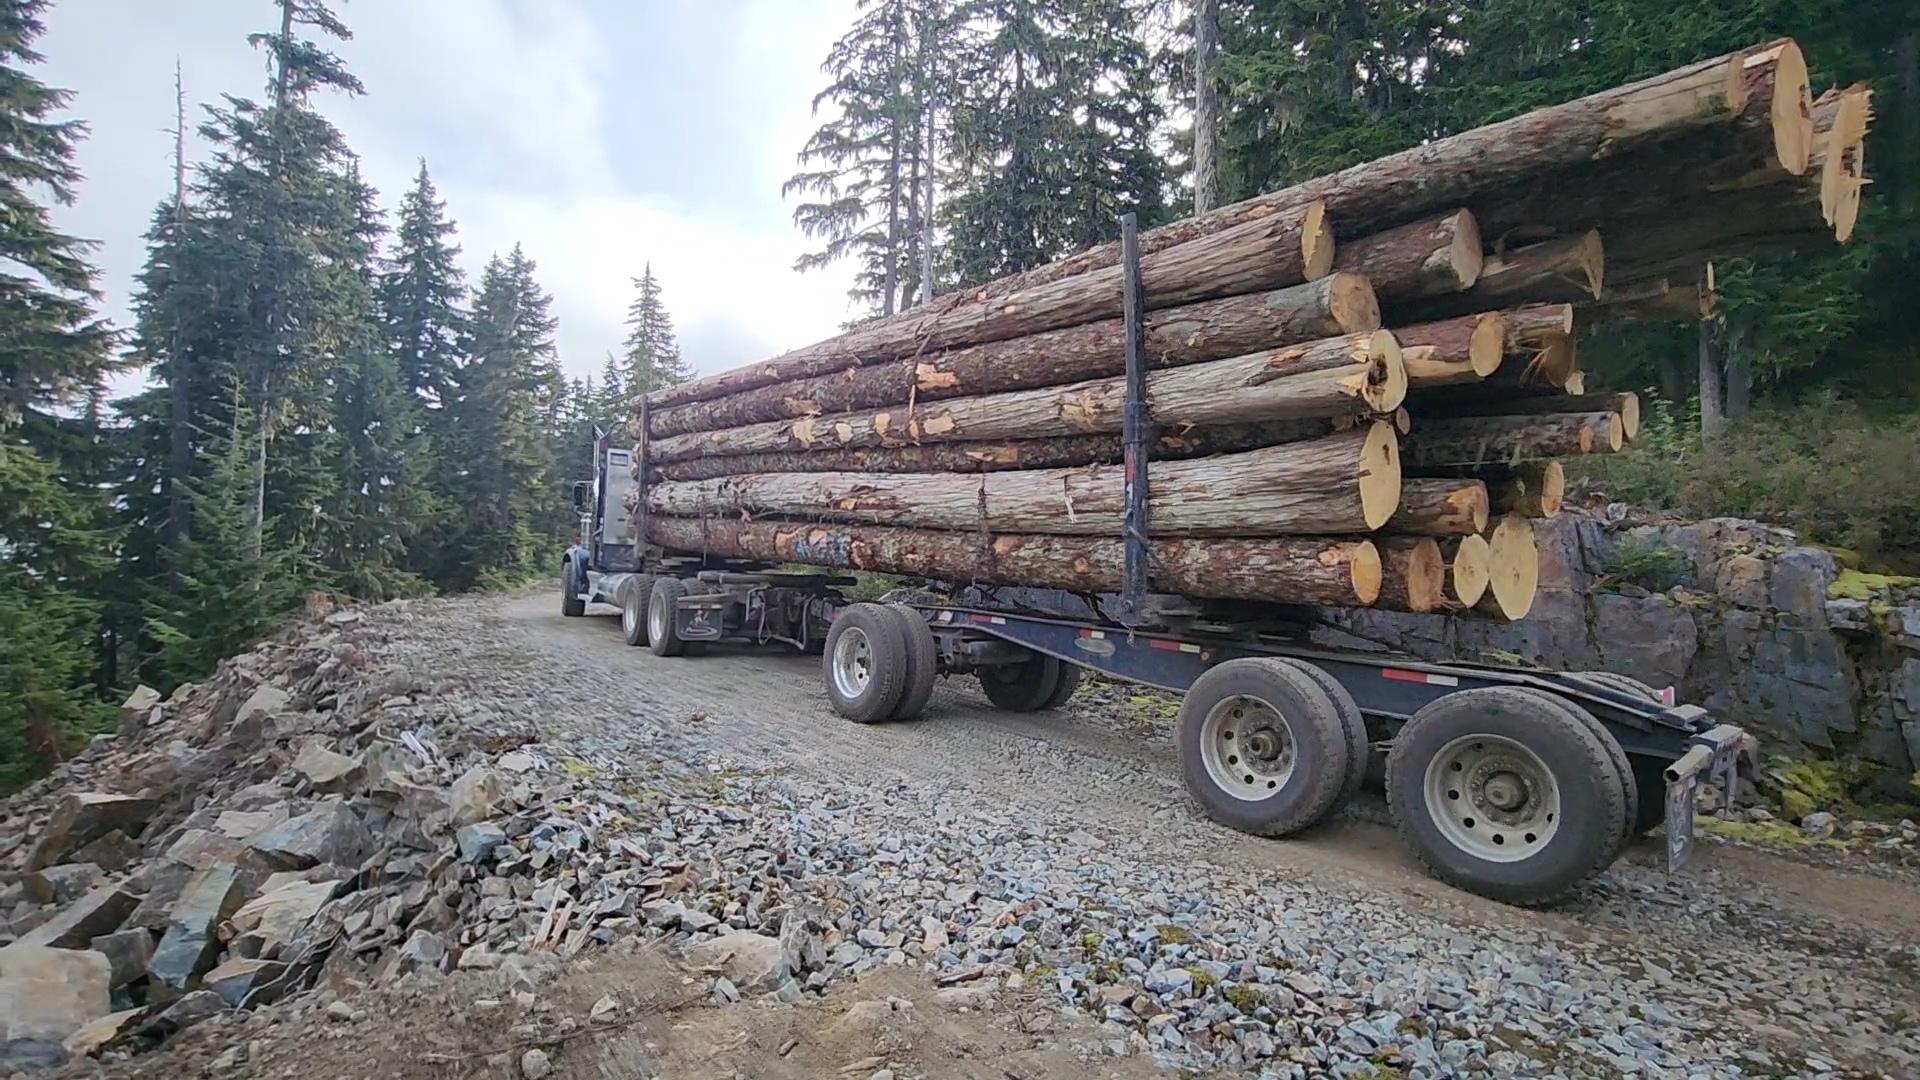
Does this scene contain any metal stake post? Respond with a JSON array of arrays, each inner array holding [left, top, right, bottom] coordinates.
[[1119, 213, 1151, 625]]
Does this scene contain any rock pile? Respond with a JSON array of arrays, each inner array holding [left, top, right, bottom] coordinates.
[[0, 603, 826, 1071]]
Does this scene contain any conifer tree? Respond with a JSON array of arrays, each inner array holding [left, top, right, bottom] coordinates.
[[380, 160, 466, 409], [621, 265, 687, 394]]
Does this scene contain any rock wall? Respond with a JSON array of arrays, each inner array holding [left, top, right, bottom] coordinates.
[[1317, 515, 1920, 791]]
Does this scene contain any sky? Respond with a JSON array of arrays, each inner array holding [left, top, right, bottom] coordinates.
[[38, 0, 863, 397]]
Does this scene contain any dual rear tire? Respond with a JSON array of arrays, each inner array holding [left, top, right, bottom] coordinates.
[[823, 603, 938, 723]]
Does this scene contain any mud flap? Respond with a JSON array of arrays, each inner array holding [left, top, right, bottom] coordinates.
[[1665, 724, 1760, 873]]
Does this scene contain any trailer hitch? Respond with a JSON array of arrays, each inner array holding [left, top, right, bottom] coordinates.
[[1664, 723, 1761, 873]]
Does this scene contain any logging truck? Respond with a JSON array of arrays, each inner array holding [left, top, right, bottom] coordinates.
[[563, 431, 1755, 908]]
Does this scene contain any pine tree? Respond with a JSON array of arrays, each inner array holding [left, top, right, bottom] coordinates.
[[621, 265, 687, 394], [379, 160, 466, 409], [0, 0, 121, 789], [940, 0, 1169, 284], [785, 0, 954, 316], [595, 352, 626, 426]]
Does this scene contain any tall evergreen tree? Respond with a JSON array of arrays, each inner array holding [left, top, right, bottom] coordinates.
[[621, 265, 687, 393], [595, 352, 626, 425], [379, 160, 466, 409], [0, 0, 120, 786]]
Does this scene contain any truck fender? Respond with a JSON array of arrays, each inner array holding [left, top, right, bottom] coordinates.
[[562, 546, 591, 590]]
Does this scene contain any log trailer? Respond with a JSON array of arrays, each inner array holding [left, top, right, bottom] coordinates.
[[563, 217, 1754, 908]]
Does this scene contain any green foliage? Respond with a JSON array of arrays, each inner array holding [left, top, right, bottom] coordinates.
[[621, 265, 687, 396], [1599, 537, 1691, 594]]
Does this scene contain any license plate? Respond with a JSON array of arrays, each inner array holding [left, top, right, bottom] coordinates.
[[1665, 770, 1698, 872]]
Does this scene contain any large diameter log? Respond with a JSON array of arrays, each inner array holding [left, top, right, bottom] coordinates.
[[642, 274, 1379, 439], [1333, 210, 1482, 300], [1407, 461, 1566, 519], [647, 425, 1404, 535], [1402, 411, 1622, 469], [1395, 312, 1506, 386], [645, 202, 1334, 409], [649, 331, 1406, 463], [1503, 303, 1575, 348], [1397, 232, 1603, 322], [1376, 537, 1447, 614], [1455, 392, 1640, 442], [952, 40, 1810, 292], [648, 418, 1366, 482], [1388, 479, 1490, 536], [1442, 534, 1492, 609], [643, 517, 1385, 608], [1478, 515, 1542, 621]]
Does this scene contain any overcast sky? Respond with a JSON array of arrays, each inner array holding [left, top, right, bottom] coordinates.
[[39, 0, 862, 397]]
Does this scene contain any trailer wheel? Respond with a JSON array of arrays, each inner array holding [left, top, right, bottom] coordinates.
[[1572, 673, 1664, 839], [884, 606, 938, 721], [1043, 662, 1083, 709], [824, 603, 910, 723], [1386, 686, 1629, 907], [1177, 658, 1352, 837], [561, 563, 586, 618], [620, 575, 658, 646], [1271, 658, 1369, 812], [977, 652, 1063, 712], [647, 579, 689, 657]]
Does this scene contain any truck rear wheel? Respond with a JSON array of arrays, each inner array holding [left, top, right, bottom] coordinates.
[[1177, 658, 1352, 837], [1386, 686, 1629, 907], [647, 579, 689, 657], [561, 563, 585, 618], [978, 652, 1063, 712], [1042, 662, 1083, 709], [824, 603, 910, 723], [1270, 658, 1369, 813], [621, 575, 657, 647], [883, 606, 938, 721]]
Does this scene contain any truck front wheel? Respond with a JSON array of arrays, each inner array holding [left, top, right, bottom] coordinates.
[[1386, 687, 1629, 907], [561, 562, 586, 618]]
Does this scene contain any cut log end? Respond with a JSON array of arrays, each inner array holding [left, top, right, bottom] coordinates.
[[1537, 460, 1566, 516], [1468, 312, 1506, 377], [1452, 209, 1486, 288], [1379, 537, 1446, 614], [1446, 533, 1493, 609], [1393, 407, 1411, 435], [1349, 539, 1384, 606], [1770, 39, 1813, 177], [1364, 329, 1409, 414], [1391, 478, 1490, 536], [1576, 230, 1606, 299], [1819, 87, 1871, 242], [1482, 515, 1541, 621], [1618, 392, 1641, 441], [1302, 200, 1336, 280], [1328, 271, 1381, 334], [1359, 420, 1403, 531]]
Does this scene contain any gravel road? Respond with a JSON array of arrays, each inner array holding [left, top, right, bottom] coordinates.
[[379, 590, 1920, 1079]]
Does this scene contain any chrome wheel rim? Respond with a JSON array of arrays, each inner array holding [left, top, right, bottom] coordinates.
[[1422, 733, 1561, 862], [830, 627, 873, 701], [647, 591, 668, 642], [622, 592, 640, 636], [1199, 695, 1296, 801]]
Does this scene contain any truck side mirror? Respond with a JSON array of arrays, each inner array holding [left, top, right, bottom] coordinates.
[[570, 480, 592, 513]]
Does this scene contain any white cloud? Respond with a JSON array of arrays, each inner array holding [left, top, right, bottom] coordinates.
[[39, 0, 864, 392]]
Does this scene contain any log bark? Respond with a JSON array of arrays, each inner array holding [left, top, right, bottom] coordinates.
[[1478, 515, 1541, 621], [1481, 392, 1640, 442], [649, 331, 1406, 463], [930, 40, 1808, 294], [642, 517, 1386, 609], [644, 202, 1334, 408], [647, 425, 1404, 535], [1334, 210, 1483, 300], [1376, 537, 1446, 614], [1395, 312, 1506, 386], [643, 273, 1379, 439], [1388, 479, 1490, 536], [1503, 303, 1575, 348], [1401, 411, 1623, 469], [1490, 461, 1566, 517], [1397, 232, 1603, 322], [648, 418, 1364, 481], [1442, 534, 1492, 609]]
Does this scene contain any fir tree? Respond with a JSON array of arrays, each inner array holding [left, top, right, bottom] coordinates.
[[595, 351, 627, 426], [379, 160, 466, 409], [621, 265, 687, 394], [0, 0, 120, 788]]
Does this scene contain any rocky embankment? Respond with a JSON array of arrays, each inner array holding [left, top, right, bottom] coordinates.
[[3, 591, 1919, 1080]]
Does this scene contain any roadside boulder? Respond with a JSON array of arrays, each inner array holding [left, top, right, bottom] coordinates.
[[204, 957, 285, 1008], [294, 740, 364, 793], [23, 863, 104, 906], [0, 945, 112, 1070], [449, 766, 509, 828], [68, 830, 141, 874], [249, 799, 373, 870], [27, 793, 159, 870], [682, 931, 790, 993], [228, 879, 340, 959], [456, 822, 507, 863], [60, 1007, 143, 1061], [149, 864, 249, 996], [234, 684, 291, 726], [89, 929, 154, 989], [14, 884, 140, 950]]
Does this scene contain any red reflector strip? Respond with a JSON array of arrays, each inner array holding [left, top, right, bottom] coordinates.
[[1147, 639, 1203, 654], [1382, 668, 1459, 687]]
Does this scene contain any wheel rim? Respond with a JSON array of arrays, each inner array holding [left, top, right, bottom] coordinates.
[[648, 592, 668, 642], [622, 593, 639, 636], [1198, 695, 1297, 801], [830, 627, 873, 700], [1421, 733, 1562, 862]]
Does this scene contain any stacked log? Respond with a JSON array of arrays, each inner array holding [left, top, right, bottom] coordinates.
[[628, 38, 1866, 623]]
